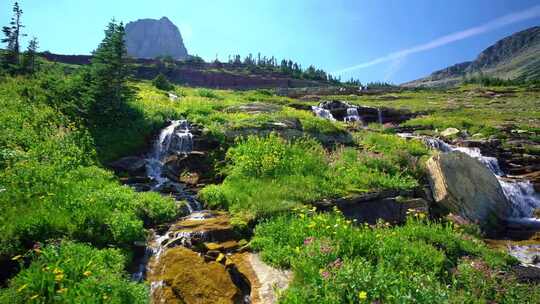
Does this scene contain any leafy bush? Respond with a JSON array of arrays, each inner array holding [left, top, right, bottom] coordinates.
[[251, 209, 537, 303], [152, 73, 174, 91], [0, 241, 147, 303]]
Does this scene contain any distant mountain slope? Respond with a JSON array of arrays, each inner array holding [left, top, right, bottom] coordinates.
[[404, 26, 540, 87]]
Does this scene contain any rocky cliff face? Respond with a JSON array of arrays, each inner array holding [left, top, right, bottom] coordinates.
[[404, 26, 540, 87], [125, 17, 188, 60]]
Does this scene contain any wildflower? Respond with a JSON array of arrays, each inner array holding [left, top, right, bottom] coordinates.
[[55, 274, 64, 282], [321, 270, 330, 279], [304, 237, 315, 245], [57, 288, 68, 294], [53, 268, 63, 275], [17, 284, 28, 293], [329, 258, 343, 269], [294, 246, 301, 254], [307, 222, 316, 229], [83, 270, 92, 277], [358, 291, 368, 301], [11, 255, 23, 261], [30, 294, 39, 300]]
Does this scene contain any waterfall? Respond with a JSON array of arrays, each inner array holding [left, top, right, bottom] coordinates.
[[409, 135, 540, 219], [377, 108, 383, 124], [344, 107, 361, 123], [132, 120, 202, 283], [311, 105, 336, 121], [146, 120, 193, 187]]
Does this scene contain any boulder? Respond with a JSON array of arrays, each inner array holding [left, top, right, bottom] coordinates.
[[440, 127, 460, 137], [109, 156, 146, 175], [426, 151, 513, 230], [229, 253, 292, 304]]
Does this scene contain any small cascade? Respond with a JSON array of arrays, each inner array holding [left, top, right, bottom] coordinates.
[[344, 107, 361, 123], [377, 108, 383, 124], [499, 179, 540, 218], [311, 105, 336, 121], [146, 120, 193, 187]]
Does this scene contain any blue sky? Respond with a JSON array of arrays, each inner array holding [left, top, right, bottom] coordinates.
[[2, 0, 539, 83]]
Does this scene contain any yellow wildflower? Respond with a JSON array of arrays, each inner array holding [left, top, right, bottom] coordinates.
[[358, 291, 368, 301], [17, 284, 28, 293], [83, 270, 92, 277], [294, 246, 300, 253], [11, 255, 23, 261], [53, 268, 63, 274], [55, 274, 64, 282]]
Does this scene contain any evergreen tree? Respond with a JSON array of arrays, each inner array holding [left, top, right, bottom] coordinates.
[[1, 1, 26, 70], [152, 73, 173, 91], [89, 20, 132, 120], [21, 36, 38, 74]]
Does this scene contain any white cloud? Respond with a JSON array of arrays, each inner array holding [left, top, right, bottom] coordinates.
[[334, 4, 540, 74]]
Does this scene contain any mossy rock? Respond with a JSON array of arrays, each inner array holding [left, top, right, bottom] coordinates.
[[151, 247, 240, 304]]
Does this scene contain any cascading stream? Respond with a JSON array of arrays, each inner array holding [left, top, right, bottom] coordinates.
[[404, 134, 540, 220], [133, 120, 203, 285], [311, 105, 336, 121]]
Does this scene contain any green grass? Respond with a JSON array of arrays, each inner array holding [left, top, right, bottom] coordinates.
[[251, 209, 538, 303], [0, 241, 147, 303], [200, 132, 426, 225]]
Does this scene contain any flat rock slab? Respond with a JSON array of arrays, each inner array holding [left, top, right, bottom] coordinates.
[[230, 253, 292, 304]]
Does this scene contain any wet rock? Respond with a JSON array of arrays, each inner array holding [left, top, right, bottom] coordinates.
[[169, 211, 238, 243], [426, 151, 513, 231], [313, 190, 425, 224], [163, 151, 209, 182], [150, 247, 240, 304], [109, 156, 146, 175], [512, 265, 540, 283], [229, 253, 292, 304]]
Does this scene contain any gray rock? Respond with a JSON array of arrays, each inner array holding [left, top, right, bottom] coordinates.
[[109, 156, 147, 175], [426, 151, 513, 231], [125, 17, 188, 60]]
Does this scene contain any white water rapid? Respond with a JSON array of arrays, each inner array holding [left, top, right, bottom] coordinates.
[[344, 107, 361, 123], [311, 105, 336, 121]]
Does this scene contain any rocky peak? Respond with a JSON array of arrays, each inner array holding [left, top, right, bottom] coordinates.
[[125, 17, 188, 60]]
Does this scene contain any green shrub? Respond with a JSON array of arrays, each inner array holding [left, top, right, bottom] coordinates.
[[0, 241, 147, 303], [251, 210, 536, 303], [152, 73, 174, 91]]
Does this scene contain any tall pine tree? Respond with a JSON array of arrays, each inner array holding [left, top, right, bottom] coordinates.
[[21, 36, 38, 74], [89, 20, 132, 120], [2, 1, 26, 71]]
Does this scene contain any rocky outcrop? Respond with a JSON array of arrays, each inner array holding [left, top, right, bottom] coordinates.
[[426, 151, 513, 230], [125, 17, 188, 60], [313, 189, 429, 224], [109, 156, 146, 175], [315, 100, 414, 124]]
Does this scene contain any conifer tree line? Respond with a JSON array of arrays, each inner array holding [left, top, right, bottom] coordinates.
[[224, 52, 341, 83]]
